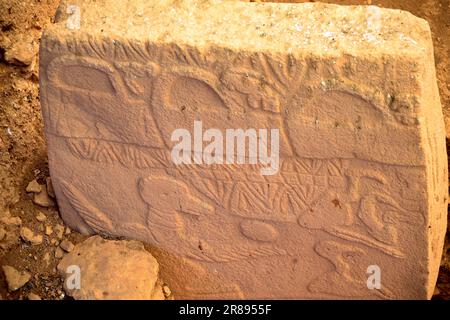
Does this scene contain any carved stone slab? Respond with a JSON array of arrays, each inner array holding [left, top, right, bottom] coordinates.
[[40, 0, 448, 299]]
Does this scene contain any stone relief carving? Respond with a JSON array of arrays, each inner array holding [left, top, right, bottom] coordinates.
[[308, 240, 395, 299], [41, 42, 435, 298]]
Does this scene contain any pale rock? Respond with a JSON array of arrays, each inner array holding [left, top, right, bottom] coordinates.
[[45, 225, 53, 236], [33, 186, 55, 207], [2, 265, 31, 292], [55, 247, 65, 259], [26, 179, 42, 194], [20, 227, 43, 245], [54, 224, 64, 239], [4, 36, 38, 66], [36, 211, 47, 222], [162, 285, 172, 298], [12, 77, 32, 92], [28, 292, 42, 300], [57, 236, 162, 300], [60, 239, 74, 252]]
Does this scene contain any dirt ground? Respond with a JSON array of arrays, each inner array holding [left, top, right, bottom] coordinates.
[[0, 0, 449, 300]]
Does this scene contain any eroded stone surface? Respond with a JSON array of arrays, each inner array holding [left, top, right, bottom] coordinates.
[[2, 266, 31, 292], [40, 0, 447, 299]]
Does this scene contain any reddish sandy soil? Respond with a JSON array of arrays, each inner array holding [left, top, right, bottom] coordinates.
[[0, 0, 449, 300]]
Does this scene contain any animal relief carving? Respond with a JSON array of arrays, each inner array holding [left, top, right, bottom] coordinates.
[[40, 0, 447, 299]]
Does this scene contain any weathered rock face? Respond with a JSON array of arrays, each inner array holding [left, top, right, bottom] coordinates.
[[2, 266, 31, 292], [57, 236, 166, 300], [40, 0, 447, 299]]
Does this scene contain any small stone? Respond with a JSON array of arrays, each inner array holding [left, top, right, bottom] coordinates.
[[36, 211, 47, 222], [60, 240, 74, 253], [4, 37, 38, 66], [65, 227, 71, 235], [45, 225, 53, 236], [46, 177, 55, 198], [26, 179, 42, 194], [28, 292, 42, 300], [55, 247, 65, 259], [0, 215, 22, 226], [58, 236, 160, 300], [33, 186, 55, 207], [20, 227, 43, 245], [54, 224, 64, 239], [2, 266, 31, 291], [162, 285, 171, 298]]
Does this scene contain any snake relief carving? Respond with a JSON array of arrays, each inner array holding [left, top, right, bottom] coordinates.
[[308, 240, 395, 299]]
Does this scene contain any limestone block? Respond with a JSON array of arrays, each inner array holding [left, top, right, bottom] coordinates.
[[40, 0, 448, 299]]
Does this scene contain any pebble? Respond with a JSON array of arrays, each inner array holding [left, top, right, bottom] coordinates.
[[55, 247, 65, 259], [33, 186, 55, 207], [20, 227, 43, 245], [45, 225, 53, 236], [28, 292, 42, 300], [36, 211, 47, 222], [162, 285, 172, 298], [58, 236, 164, 300], [12, 78, 31, 92], [26, 179, 42, 194], [4, 37, 37, 66], [54, 224, 64, 239], [60, 240, 74, 253], [2, 265, 31, 292]]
